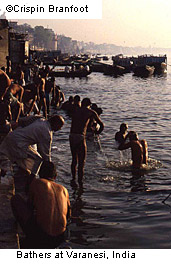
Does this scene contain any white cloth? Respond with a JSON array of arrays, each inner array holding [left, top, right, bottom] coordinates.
[[0, 118, 53, 174], [84, 65, 90, 72]]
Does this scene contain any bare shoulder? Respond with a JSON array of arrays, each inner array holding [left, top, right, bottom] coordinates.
[[140, 139, 148, 146], [32, 179, 68, 194], [53, 183, 69, 197], [52, 182, 68, 191], [31, 178, 48, 187]]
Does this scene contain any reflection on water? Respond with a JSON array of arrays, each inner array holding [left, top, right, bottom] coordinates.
[[50, 66, 171, 248]]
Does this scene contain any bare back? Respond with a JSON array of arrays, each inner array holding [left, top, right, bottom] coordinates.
[[29, 178, 70, 236], [70, 106, 104, 136], [119, 139, 148, 168]]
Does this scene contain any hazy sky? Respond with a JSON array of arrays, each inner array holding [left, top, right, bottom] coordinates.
[[13, 0, 171, 48]]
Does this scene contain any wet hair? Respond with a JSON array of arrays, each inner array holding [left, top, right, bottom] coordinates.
[[129, 131, 139, 141], [39, 161, 57, 179], [91, 103, 103, 115], [69, 96, 74, 102], [91, 103, 98, 109], [81, 97, 91, 107], [120, 123, 128, 131], [48, 114, 64, 129], [74, 95, 80, 102]]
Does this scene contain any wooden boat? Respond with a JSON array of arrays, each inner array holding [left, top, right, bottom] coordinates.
[[103, 64, 126, 77], [89, 61, 106, 72], [112, 54, 133, 73], [131, 54, 167, 76], [112, 54, 167, 75], [133, 65, 155, 78], [103, 56, 109, 61], [49, 70, 91, 78], [148, 62, 167, 75]]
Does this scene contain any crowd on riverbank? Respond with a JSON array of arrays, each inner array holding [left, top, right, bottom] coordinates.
[[0, 64, 105, 248]]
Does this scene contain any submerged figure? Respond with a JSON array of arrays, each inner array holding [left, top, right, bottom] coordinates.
[[69, 97, 104, 184], [118, 131, 148, 169], [11, 161, 71, 248], [61, 96, 74, 114], [115, 123, 128, 145]]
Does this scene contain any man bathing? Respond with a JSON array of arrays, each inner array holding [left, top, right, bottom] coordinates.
[[69, 97, 104, 184], [11, 161, 71, 248], [115, 123, 129, 145], [118, 131, 148, 169]]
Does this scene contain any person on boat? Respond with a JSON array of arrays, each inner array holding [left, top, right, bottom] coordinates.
[[0, 115, 64, 178], [65, 66, 70, 73], [11, 161, 71, 248], [118, 131, 148, 169], [84, 64, 90, 72], [71, 63, 76, 72], [69, 97, 104, 184], [115, 123, 129, 145], [79, 65, 84, 71]]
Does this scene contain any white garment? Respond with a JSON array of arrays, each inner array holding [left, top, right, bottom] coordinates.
[[84, 65, 90, 72], [0, 118, 53, 174]]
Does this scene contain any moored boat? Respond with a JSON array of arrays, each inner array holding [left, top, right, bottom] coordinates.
[[49, 69, 91, 78], [103, 64, 126, 77], [112, 54, 133, 73], [148, 62, 167, 75], [131, 54, 167, 76], [133, 65, 155, 78]]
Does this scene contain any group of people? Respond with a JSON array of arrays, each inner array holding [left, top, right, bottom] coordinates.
[[0, 65, 65, 129], [65, 63, 90, 73], [0, 63, 149, 248], [0, 64, 105, 247]]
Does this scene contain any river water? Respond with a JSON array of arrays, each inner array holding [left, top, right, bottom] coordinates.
[[50, 59, 171, 249]]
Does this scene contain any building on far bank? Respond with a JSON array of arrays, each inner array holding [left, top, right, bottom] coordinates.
[[0, 20, 9, 68], [9, 30, 29, 66]]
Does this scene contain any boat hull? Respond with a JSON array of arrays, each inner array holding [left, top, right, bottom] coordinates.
[[49, 70, 91, 78], [103, 65, 126, 77], [133, 65, 155, 78]]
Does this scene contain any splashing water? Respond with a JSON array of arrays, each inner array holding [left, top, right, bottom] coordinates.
[[106, 157, 162, 172]]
